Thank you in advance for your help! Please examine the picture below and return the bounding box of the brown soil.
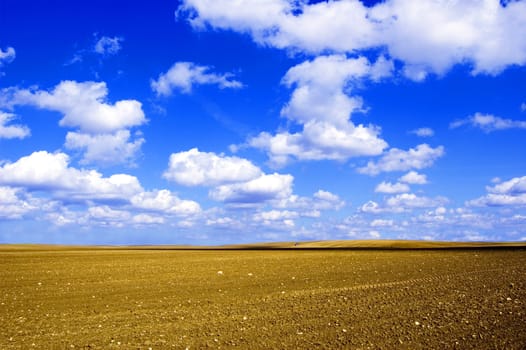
[1,247,525,349]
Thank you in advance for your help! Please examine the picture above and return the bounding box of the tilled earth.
[1,248,525,349]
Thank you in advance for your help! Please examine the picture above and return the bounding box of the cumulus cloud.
[370,219,394,227]
[130,189,201,216]
[151,62,243,96]
[313,190,343,207]
[248,55,390,166]
[178,0,526,77]
[132,213,165,225]
[162,149,298,206]
[358,144,444,176]
[209,173,293,204]
[94,36,123,56]
[0,47,16,69]
[360,200,393,214]
[276,189,345,213]
[253,209,298,227]
[0,151,143,202]
[450,113,526,132]
[0,112,30,139]
[399,171,428,185]
[3,80,146,133]
[65,130,144,166]
[360,193,447,213]
[468,176,526,206]
[163,148,262,186]
[0,151,202,226]
[88,205,130,222]
[410,127,434,137]
[1,80,147,166]
[0,187,38,219]
[375,181,410,194]
[385,193,448,209]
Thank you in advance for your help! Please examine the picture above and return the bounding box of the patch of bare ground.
[1,248,525,348]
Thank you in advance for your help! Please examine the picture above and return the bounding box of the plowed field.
[1,248,525,349]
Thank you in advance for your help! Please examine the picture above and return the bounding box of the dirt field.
[1,246,525,349]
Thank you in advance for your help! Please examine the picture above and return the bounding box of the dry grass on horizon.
[1,239,525,251]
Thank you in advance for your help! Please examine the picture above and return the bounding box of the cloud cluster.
[451,113,526,132]
[0,186,38,219]
[7,81,145,133]
[375,181,410,194]
[361,192,448,214]
[399,171,428,185]
[178,0,526,78]
[248,55,391,166]
[210,173,293,204]
[374,171,429,194]
[0,47,16,69]
[469,176,526,206]
[94,36,123,56]
[1,80,147,166]
[151,62,243,96]
[0,151,201,224]
[0,112,30,139]
[65,130,144,166]
[358,144,444,175]
[163,148,262,186]
[164,148,293,205]
[0,151,143,201]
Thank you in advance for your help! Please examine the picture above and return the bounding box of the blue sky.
[1,0,525,244]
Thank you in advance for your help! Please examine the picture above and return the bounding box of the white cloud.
[0,151,202,226]
[209,173,293,204]
[371,219,394,227]
[130,189,201,216]
[375,181,410,194]
[252,209,297,228]
[488,176,526,195]
[358,144,444,176]
[313,190,343,207]
[410,127,434,137]
[521,103,526,112]
[385,193,448,209]
[360,193,447,214]
[132,213,165,225]
[360,201,384,214]
[65,130,144,166]
[450,113,526,132]
[163,148,262,186]
[88,205,130,222]
[1,80,148,166]
[273,190,344,215]
[0,112,30,139]
[4,80,146,134]
[0,151,143,202]
[0,47,15,67]
[253,209,298,221]
[206,216,242,228]
[248,55,390,166]
[399,171,428,185]
[178,0,526,77]
[163,149,299,207]
[94,36,123,56]
[0,187,37,219]
[151,62,243,96]
[468,176,526,207]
